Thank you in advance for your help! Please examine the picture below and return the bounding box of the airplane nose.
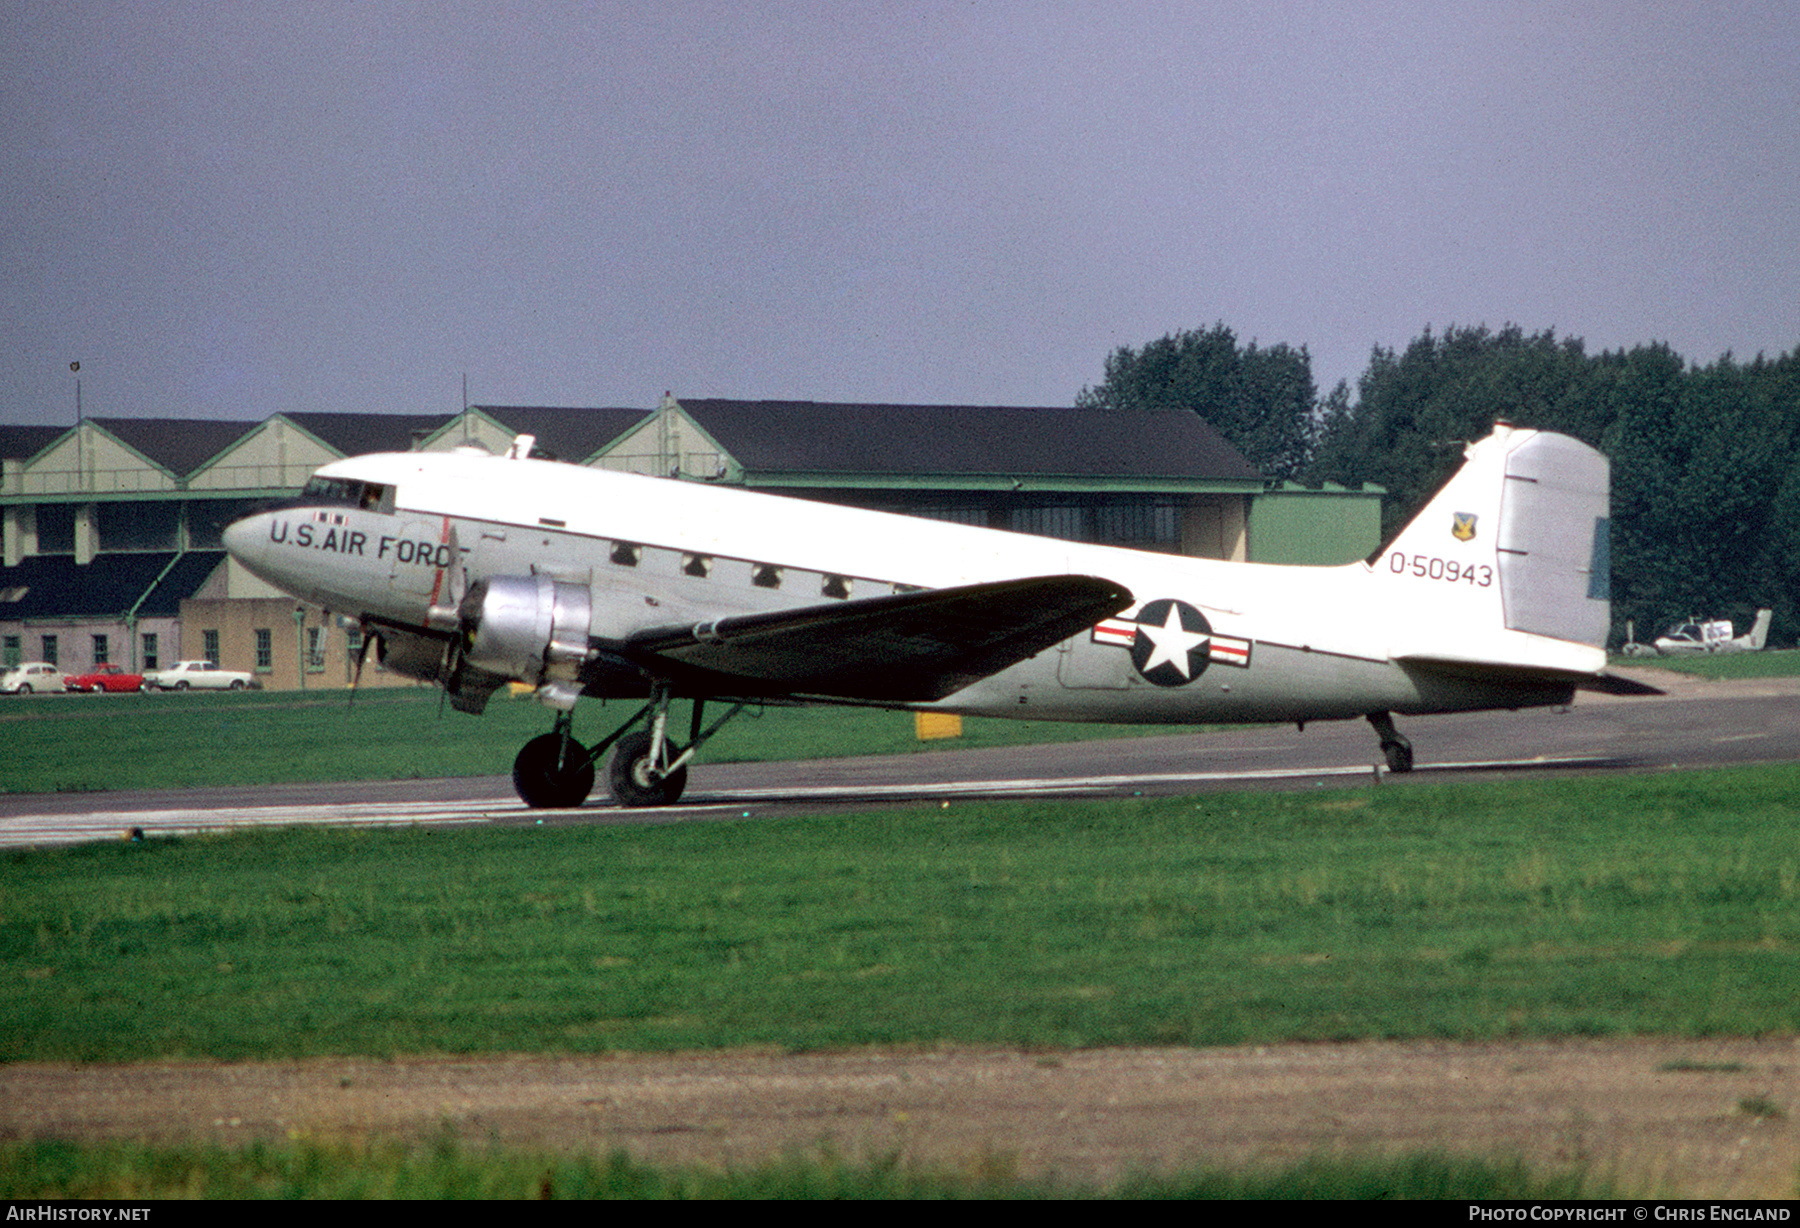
[222,512,269,574]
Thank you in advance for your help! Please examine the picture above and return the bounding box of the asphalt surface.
[3,669,1797,848]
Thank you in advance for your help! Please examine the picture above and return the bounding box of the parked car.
[141,660,260,691]
[64,663,148,693]
[0,662,69,694]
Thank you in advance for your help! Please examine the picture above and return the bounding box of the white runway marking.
[0,756,1610,850]
[0,798,518,849]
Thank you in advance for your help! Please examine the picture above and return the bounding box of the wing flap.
[623,574,1133,701]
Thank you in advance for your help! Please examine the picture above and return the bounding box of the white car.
[0,662,69,694]
[141,660,261,691]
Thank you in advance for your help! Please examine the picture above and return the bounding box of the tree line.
[1081,323,1800,646]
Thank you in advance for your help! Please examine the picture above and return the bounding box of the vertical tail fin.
[1743,609,1773,650]
[1375,424,1611,660]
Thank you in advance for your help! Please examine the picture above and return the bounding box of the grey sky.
[5,1,1796,428]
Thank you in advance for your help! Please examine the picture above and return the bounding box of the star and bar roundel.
[1090,598,1253,687]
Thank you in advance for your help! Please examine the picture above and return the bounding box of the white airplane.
[222,421,1652,808]
[1649,610,1772,656]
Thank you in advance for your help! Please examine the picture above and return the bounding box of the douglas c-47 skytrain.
[222,422,1654,808]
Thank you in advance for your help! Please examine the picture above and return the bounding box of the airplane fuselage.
[224,434,1606,728]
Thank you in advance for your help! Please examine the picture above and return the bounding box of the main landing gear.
[510,683,749,809]
[1366,710,1414,774]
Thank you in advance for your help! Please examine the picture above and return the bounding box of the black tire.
[606,730,688,807]
[1382,740,1414,774]
[229,679,245,690]
[512,732,595,809]
[174,680,189,691]
[17,684,30,695]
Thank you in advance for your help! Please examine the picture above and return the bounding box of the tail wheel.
[1382,740,1414,773]
[512,732,595,809]
[607,730,688,807]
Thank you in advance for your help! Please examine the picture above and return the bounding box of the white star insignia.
[1136,604,1209,678]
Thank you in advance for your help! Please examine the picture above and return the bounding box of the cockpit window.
[302,476,394,513]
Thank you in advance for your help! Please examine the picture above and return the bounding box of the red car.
[64,664,147,693]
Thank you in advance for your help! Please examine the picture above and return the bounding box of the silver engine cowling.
[457,575,593,708]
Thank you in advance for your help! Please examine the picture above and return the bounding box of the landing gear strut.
[509,683,749,809]
[1367,711,1414,773]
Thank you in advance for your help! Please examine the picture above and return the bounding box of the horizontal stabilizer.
[1400,654,1664,699]
[625,575,1133,701]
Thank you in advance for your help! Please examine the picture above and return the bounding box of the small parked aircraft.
[222,421,1652,808]
[1647,610,1773,656]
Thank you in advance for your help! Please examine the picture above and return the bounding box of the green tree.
[1313,326,1800,645]
[1305,325,1607,540]
[1077,324,1317,480]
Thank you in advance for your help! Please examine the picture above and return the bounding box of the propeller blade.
[348,625,375,709]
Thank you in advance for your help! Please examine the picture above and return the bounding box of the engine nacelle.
[375,625,455,685]
[458,575,594,706]
[373,623,509,714]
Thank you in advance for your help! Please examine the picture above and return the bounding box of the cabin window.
[822,574,853,599]
[683,553,712,578]
[610,542,641,567]
[751,564,783,589]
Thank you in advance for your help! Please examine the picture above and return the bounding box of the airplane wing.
[621,574,1134,702]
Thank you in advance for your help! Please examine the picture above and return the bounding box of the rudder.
[1495,430,1611,647]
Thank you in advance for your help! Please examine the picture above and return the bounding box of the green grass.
[0,1137,1611,1199]
[7,765,1800,1063]
[0,687,1185,794]
[5,646,1796,794]
[1613,647,1800,680]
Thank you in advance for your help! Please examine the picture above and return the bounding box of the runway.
[3,671,1796,849]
